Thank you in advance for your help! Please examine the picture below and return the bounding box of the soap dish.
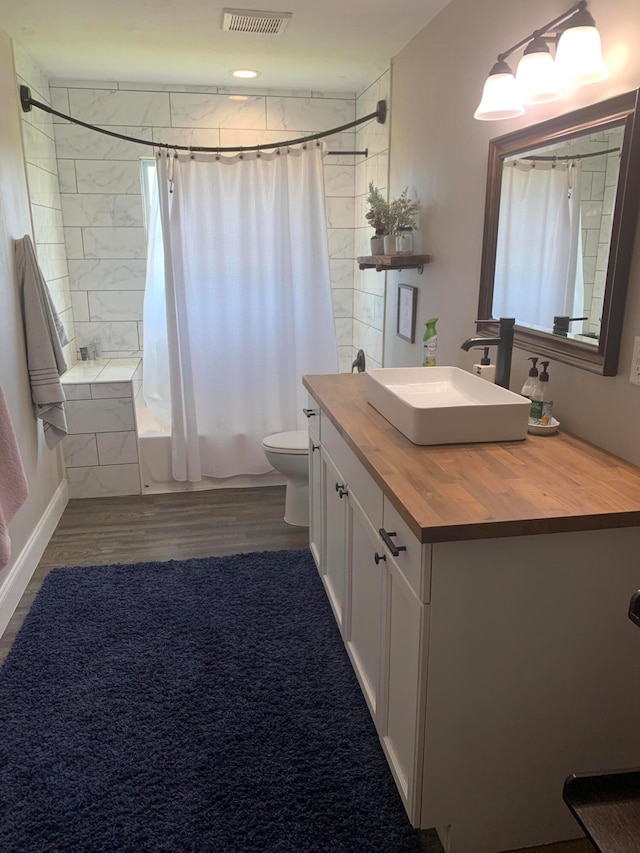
[528,417,560,436]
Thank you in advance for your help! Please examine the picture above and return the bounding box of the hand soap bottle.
[520,357,539,399]
[473,347,496,383]
[529,361,553,425]
[422,318,438,366]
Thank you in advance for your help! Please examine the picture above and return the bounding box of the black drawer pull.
[302,408,317,418]
[311,443,319,452]
[335,483,348,499]
[374,552,386,565]
[379,528,407,557]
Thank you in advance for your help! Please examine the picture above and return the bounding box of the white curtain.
[493,161,583,330]
[143,145,338,481]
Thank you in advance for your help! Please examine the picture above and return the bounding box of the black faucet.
[460,317,515,389]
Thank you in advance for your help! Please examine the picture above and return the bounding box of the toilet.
[262,430,309,527]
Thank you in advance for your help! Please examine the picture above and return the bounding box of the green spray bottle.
[422,318,438,366]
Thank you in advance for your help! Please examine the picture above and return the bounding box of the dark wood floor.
[0,486,593,853]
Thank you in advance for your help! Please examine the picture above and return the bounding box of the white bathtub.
[135,404,285,495]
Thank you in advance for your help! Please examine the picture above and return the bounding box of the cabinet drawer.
[305,395,321,442]
[383,497,431,603]
[322,414,383,530]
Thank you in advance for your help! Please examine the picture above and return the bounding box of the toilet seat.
[262,430,308,455]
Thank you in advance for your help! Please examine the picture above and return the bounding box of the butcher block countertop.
[303,373,640,544]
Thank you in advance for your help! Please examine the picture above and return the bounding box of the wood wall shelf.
[357,254,431,274]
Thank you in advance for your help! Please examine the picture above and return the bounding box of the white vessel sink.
[365,366,530,445]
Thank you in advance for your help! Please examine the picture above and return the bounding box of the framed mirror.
[477,89,640,375]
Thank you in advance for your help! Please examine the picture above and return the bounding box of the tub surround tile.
[64,433,99,468]
[67,463,141,498]
[49,88,70,123]
[97,431,138,465]
[75,320,140,352]
[64,227,84,259]
[63,383,92,400]
[68,259,147,291]
[82,228,146,259]
[69,89,170,127]
[323,164,355,197]
[75,161,144,194]
[331,289,353,319]
[55,124,153,160]
[22,122,58,174]
[266,97,354,132]
[63,361,110,382]
[66,397,135,434]
[26,164,61,209]
[327,229,354,260]
[88,291,144,322]
[90,381,133,399]
[329,259,354,290]
[326,197,355,229]
[61,194,144,227]
[335,317,353,346]
[71,292,90,322]
[151,127,221,148]
[169,93,266,129]
[31,206,65,244]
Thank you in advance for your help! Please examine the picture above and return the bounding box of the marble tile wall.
[61,358,142,498]
[14,46,76,366]
[50,80,359,369]
[353,70,391,369]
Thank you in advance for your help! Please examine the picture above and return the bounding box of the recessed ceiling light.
[230,69,260,79]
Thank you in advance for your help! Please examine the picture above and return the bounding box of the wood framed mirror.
[477,89,640,375]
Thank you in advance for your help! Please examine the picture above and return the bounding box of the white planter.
[370,235,385,255]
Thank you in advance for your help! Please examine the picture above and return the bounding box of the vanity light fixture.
[474,0,608,121]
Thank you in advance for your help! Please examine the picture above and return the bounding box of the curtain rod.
[19,85,385,155]
[519,146,620,162]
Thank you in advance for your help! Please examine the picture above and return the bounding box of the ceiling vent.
[222,8,292,35]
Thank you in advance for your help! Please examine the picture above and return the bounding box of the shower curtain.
[493,160,583,330]
[143,145,338,482]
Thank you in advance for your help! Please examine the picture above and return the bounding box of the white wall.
[0,29,66,626]
[386,0,640,464]
[353,69,391,370]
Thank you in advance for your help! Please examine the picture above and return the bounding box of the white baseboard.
[0,479,69,637]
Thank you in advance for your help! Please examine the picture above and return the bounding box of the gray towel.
[15,235,69,449]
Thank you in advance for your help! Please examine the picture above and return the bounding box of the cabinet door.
[308,437,322,569]
[346,491,386,726]
[321,449,348,632]
[380,556,429,824]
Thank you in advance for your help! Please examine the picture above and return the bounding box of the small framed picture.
[397,284,418,343]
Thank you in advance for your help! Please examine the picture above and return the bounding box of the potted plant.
[365,182,390,255]
[388,187,421,254]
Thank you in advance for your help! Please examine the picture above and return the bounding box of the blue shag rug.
[0,549,421,852]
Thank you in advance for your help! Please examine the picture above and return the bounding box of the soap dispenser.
[473,347,496,383]
[520,357,539,399]
[529,361,553,426]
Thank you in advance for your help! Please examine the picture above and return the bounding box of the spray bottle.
[422,318,438,366]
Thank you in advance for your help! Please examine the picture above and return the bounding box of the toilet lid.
[262,429,309,455]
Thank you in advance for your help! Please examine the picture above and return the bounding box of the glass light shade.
[516,50,562,104]
[474,70,524,121]
[555,26,609,85]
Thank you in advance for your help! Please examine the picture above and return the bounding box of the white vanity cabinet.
[311,404,429,823]
[305,373,640,853]
[306,401,322,569]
